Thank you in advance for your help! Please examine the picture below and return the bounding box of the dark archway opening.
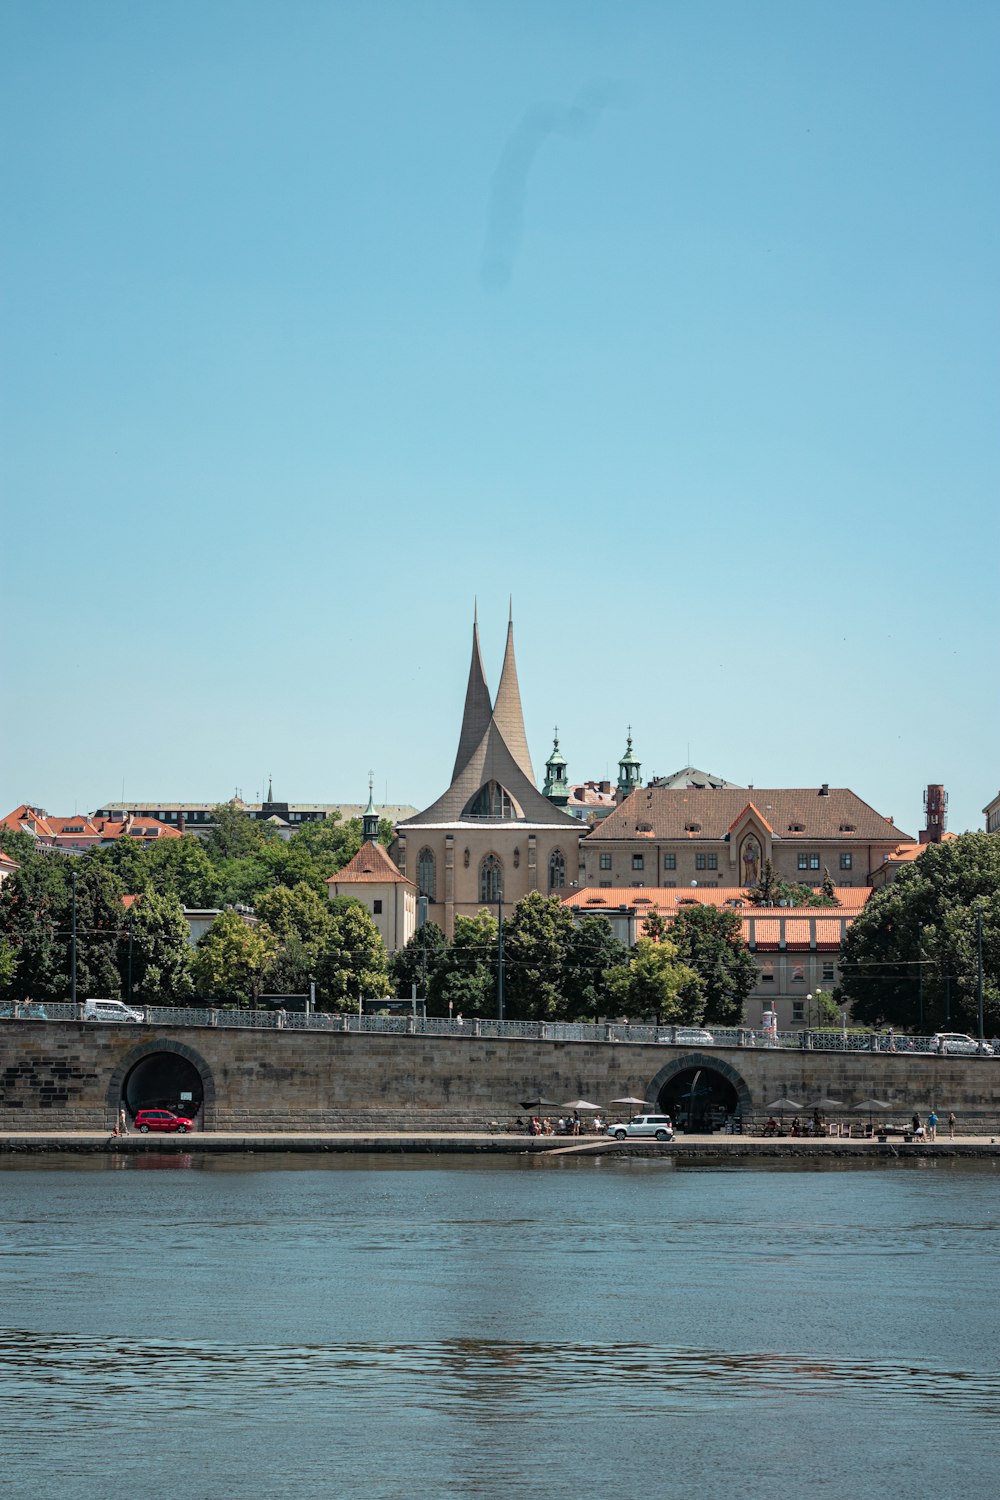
[658,1066,740,1133]
[123,1053,204,1120]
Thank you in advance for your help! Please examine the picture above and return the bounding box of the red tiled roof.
[326,840,413,886]
[0,850,19,871]
[1,805,56,838]
[562,885,869,951]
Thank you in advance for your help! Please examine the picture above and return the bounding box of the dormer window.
[685,821,701,832]
[788,822,805,833]
[839,822,856,832]
[465,781,517,820]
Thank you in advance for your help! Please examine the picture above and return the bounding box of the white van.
[83,998,144,1023]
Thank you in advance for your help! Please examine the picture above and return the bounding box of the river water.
[1,1153,998,1499]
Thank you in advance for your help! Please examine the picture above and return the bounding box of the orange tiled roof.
[883,832,959,864]
[0,850,19,871]
[326,840,413,886]
[1,804,56,839]
[562,885,870,950]
[95,817,181,841]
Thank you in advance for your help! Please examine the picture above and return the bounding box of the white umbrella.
[610,1095,649,1108]
[562,1099,602,1111]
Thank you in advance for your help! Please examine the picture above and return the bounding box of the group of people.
[908,1110,956,1140]
[514,1113,603,1137]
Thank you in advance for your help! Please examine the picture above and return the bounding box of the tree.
[123,890,194,1005]
[611,937,702,1024]
[500,892,577,1020]
[562,916,629,1019]
[315,902,390,1010]
[821,867,837,902]
[255,882,334,949]
[642,911,670,942]
[431,910,498,1017]
[666,905,758,1024]
[755,859,778,905]
[206,802,275,862]
[838,834,1000,1031]
[0,845,69,1001]
[193,910,277,1006]
[144,836,223,908]
[390,922,449,1000]
[812,989,841,1027]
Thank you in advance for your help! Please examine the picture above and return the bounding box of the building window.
[761,964,774,983]
[696,854,706,870]
[663,880,676,888]
[791,964,805,982]
[792,1001,804,1022]
[548,850,565,890]
[798,853,821,871]
[465,781,515,819]
[417,848,436,900]
[632,854,644,871]
[822,962,835,982]
[599,881,612,888]
[373,899,383,915]
[664,853,676,870]
[599,853,612,871]
[840,853,853,870]
[480,853,503,903]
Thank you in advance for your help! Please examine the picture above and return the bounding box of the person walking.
[948,1111,957,1139]
[927,1110,938,1141]
[118,1106,129,1137]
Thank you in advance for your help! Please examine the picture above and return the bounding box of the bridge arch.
[106,1040,216,1130]
[645,1052,753,1133]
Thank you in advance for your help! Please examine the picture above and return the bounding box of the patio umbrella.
[610,1096,649,1108]
[519,1096,560,1111]
[763,1097,803,1130]
[808,1097,845,1111]
[562,1099,602,1111]
[853,1097,893,1129]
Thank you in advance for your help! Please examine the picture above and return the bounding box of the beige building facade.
[327,793,416,955]
[581,785,911,892]
[395,611,583,939]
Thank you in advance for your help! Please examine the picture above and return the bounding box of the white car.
[606,1114,675,1141]
[933,1032,994,1056]
[83,998,144,1023]
[658,1027,716,1046]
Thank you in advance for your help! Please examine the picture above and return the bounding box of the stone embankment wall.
[2,1022,1000,1133]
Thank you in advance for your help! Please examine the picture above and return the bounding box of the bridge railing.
[0,1002,973,1056]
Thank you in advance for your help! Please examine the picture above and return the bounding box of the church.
[394,609,583,939]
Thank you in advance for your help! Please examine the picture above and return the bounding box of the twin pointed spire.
[452,602,535,787]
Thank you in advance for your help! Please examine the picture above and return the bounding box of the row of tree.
[390,893,758,1024]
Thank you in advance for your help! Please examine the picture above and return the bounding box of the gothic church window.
[417,848,436,900]
[466,781,516,819]
[548,850,565,889]
[480,853,503,903]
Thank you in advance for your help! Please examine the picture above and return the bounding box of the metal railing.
[1,1002,994,1056]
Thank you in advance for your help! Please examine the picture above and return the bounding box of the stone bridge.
[2,1021,1000,1132]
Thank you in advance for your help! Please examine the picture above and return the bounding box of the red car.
[134,1109,194,1134]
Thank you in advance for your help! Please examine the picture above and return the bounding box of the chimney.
[920,783,947,844]
[819,783,830,797]
[178,810,185,836]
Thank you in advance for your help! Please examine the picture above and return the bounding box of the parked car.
[83,998,144,1023]
[606,1114,675,1141]
[134,1109,195,1134]
[658,1027,716,1046]
[933,1033,994,1057]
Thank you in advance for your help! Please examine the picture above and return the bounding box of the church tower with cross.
[394,606,583,938]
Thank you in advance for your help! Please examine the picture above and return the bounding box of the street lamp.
[70,869,78,1008]
[977,901,985,1048]
[496,884,505,1023]
[806,991,813,1028]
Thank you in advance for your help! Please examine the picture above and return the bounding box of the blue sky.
[3,1,997,836]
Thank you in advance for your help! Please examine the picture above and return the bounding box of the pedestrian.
[911,1112,920,1136]
[888,1026,896,1052]
[927,1110,938,1141]
[455,1011,463,1028]
[948,1111,956,1139]
[118,1106,128,1136]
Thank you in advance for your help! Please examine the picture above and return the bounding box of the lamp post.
[977,902,985,1048]
[496,884,505,1023]
[126,907,134,1007]
[806,991,813,1028]
[70,869,78,1008]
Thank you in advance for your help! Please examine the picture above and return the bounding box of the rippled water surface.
[2,1153,998,1499]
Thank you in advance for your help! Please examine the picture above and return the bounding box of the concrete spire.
[451,610,494,782]
[492,606,535,784]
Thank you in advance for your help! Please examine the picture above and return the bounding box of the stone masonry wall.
[2,1022,1000,1132]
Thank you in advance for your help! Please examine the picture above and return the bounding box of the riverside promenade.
[1,1130,997,1160]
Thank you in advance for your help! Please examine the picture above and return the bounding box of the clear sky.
[3,1,997,836]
